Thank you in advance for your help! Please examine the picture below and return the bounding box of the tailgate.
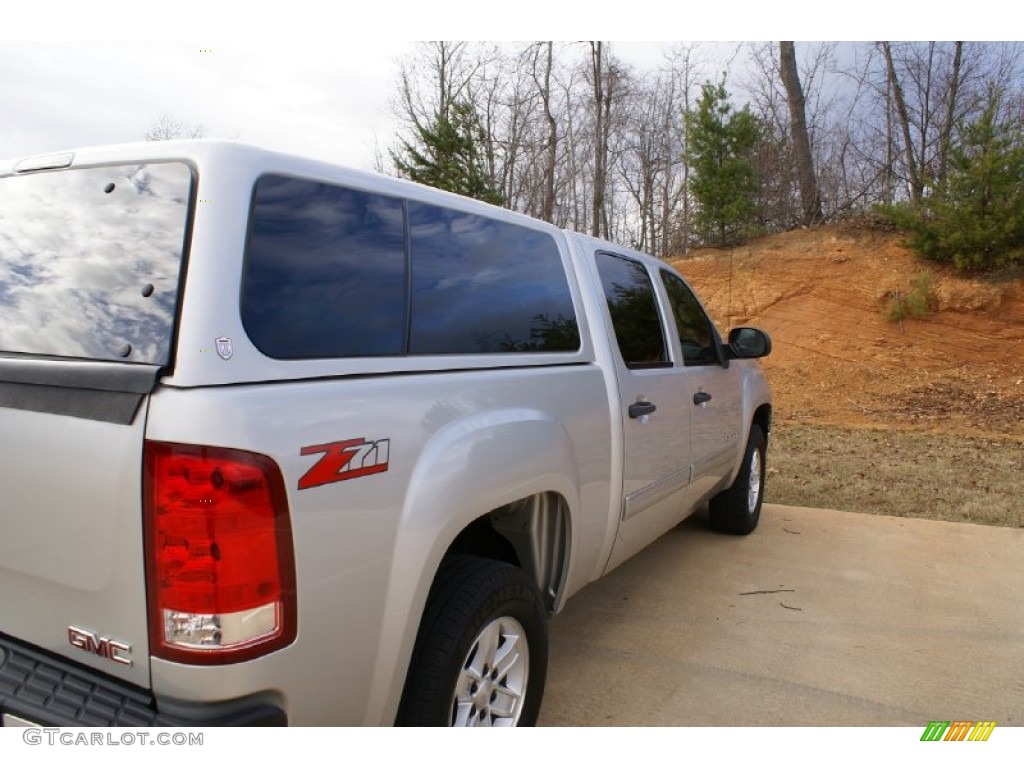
[0,157,193,688]
[0,369,155,687]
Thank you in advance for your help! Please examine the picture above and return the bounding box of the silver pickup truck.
[0,141,771,727]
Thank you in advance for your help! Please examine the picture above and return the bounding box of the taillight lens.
[143,441,296,664]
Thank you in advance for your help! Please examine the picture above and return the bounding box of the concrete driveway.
[540,504,1024,726]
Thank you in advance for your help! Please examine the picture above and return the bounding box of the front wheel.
[396,555,548,726]
[709,424,766,535]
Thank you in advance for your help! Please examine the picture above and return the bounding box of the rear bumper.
[0,632,285,726]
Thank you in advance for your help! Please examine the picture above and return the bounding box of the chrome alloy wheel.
[747,447,762,515]
[451,616,529,726]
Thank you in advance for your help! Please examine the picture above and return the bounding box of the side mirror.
[727,327,772,359]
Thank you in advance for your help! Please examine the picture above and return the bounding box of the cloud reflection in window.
[0,162,191,365]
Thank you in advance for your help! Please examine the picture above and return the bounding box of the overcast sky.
[2,4,980,172]
[0,40,690,171]
[0,40,411,169]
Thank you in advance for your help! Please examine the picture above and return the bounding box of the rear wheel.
[709,424,766,535]
[396,555,548,726]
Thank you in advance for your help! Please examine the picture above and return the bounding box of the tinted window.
[595,253,669,368]
[243,175,406,358]
[662,270,718,365]
[408,203,579,354]
[0,162,191,364]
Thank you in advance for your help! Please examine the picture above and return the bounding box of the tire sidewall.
[745,425,766,519]
[709,423,767,535]
[444,582,547,726]
[397,556,548,726]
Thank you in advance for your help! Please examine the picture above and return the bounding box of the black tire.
[396,555,548,726]
[709,424,766,535]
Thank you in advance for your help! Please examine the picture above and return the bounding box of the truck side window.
[243,176,580,359]
[595,252,670,369]
[243,175,407,359]
[408,203,579,355]
[661,270,719,366]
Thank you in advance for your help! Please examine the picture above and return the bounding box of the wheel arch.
[444,491,571,615]
[752,401,772,442]
[361,408,580,724]
[723,368,772,489]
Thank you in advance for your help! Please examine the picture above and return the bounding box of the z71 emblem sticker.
[298,438,391,490]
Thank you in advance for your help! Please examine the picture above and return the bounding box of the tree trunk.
[590,42,607,238]
[938,41,963,184]
[779,42,823,225]
[540,42,557,223]
[881,42,924,204]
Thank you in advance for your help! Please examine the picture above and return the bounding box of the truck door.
[593,252,694,572]
[659,269,742,504]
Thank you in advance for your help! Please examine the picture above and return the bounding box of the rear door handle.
[628,401,657,419]
[693,391,712,406]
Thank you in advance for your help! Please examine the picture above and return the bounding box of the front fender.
[725,362,773,488]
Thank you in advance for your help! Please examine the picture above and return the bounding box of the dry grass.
[765,424,1024,528]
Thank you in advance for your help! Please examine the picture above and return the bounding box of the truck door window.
[661,270,719,366]
[595,252,670,369]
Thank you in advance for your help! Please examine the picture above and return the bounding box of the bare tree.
[663,43,706,255]
[871,41,1022,204]
[616,63,692,258]
[779,42,823,225]
[937,41,963,183]
[525,42,560,223]
[145,113,206,141]
[589,42,609,238]
[578,43,628,239]
[882,42,926,203]
[393,41,479,132]
[381,40,1024,252]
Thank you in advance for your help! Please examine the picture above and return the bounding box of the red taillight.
[143,441,296,664]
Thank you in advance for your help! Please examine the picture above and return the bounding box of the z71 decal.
[298,438,391,490]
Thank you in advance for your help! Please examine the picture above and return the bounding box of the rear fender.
[362,408,580,724]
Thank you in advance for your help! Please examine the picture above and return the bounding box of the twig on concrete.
[739,588,796,596]
[780,602,802,611]
[782,527,802,534]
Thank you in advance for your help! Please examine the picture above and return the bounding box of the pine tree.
[685,81,762,245]
[391,101,504,206]
[890,86,1024,271]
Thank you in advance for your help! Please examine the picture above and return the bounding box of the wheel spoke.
[490,686,520,717]
[748,448,762,513]
[492,628,523,679]
[466,622,500,677]
[451,700,474,727]
[449,615,530,726]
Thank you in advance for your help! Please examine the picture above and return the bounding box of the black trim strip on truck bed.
[0,359,162,425]
[0,633,285,727]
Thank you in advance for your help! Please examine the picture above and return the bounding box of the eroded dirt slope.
[671,222,1024,441]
